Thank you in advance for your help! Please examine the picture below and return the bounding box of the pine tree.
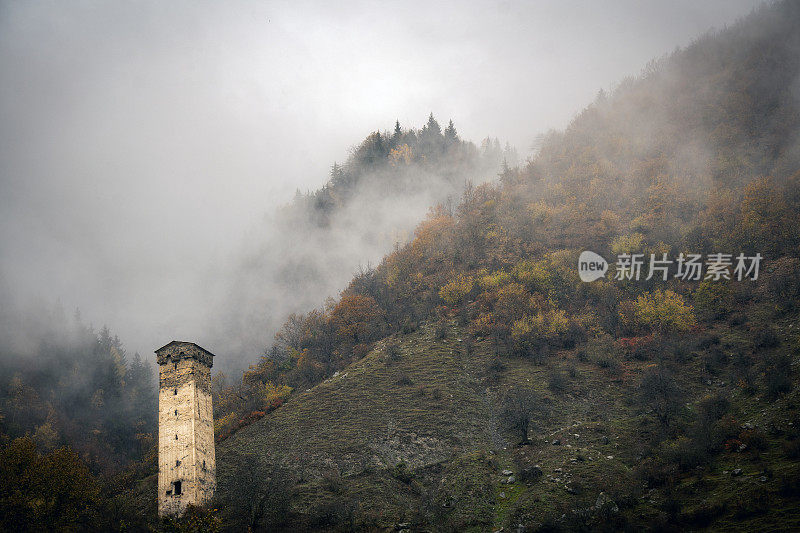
[127,352,156,429]
[330,162,346,188]
[444,119,459,144]
[419,113,444,156]
[423,113,441,136]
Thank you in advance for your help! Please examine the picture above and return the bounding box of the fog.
[0,0,762,368]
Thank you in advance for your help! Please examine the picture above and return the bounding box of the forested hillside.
[214,0,800,445]
[204,2,800,531]
[211,115,510,433]
[214,114,510,367]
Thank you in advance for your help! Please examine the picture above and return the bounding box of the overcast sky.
[0,0,762,360]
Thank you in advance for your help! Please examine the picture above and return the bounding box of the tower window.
[174,388,177,395]
[173,481,182,495]
[174,409,178,416]
[176,460,181,467]
[175,434,178,440]
[202,460,206,470]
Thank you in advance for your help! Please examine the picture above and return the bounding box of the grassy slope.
[212,313,800,531]
[216,321,499,496]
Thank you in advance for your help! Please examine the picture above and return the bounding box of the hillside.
[203,2,800,531]
[212,315,800,531]
[212,115,509,368]
[128,2,800,531]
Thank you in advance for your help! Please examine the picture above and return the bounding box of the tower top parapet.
[155,341,215,368]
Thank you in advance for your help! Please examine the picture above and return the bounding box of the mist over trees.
[0,297,159,529]
[211,0,800,467]
[0,301,156,474]
[0,115,509,529]
[213,115,511,372]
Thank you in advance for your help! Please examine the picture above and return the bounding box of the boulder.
[594,492,619,514]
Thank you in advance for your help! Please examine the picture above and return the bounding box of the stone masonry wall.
[157,345,216,517]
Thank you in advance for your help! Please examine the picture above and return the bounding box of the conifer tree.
[444,119,459,144]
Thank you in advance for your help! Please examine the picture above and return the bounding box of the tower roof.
[155,340,216,357]
[155,341,215,367]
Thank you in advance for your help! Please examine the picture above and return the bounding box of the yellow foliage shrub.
[439,273,474,306]
[628,289,696,334]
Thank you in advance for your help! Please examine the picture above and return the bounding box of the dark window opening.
[202,460,206,470]
[174,409,178,416]
[175,434,178,440]
[174,388,177,395]
[173,481,182,495]
[174,362,178,370]
[176,459,180,467]
[166,489,172,496]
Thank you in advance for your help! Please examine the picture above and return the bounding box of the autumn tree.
[624,289,696,334]
[439,273,474,307]
[693,280,733,320]
[0,438,112,531]
[273,312,308,357]
[511,308,570,357]
[389,144,412,167]
[740,176,794,256]
[292,348,325,384]
[329,294,386,345]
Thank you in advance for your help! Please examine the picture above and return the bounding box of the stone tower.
[155,341,216,517]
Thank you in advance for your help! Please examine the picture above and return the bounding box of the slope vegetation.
[201,2,800,531]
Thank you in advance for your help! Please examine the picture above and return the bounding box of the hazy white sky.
[0,0,762,358]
